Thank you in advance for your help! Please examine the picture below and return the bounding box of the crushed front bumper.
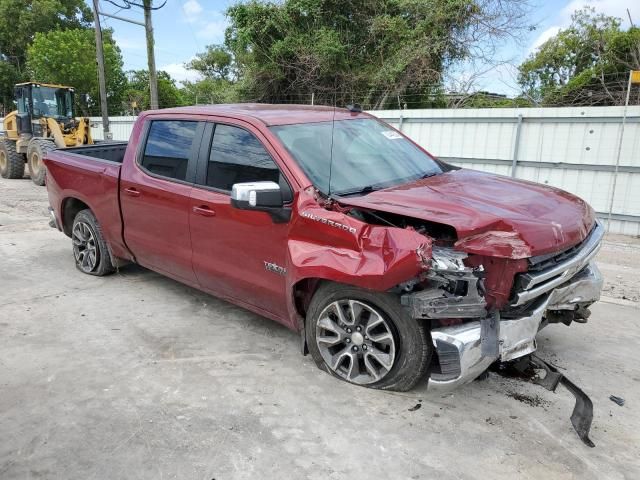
[427,262,603,391]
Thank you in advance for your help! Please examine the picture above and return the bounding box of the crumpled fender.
[287,192,432,293]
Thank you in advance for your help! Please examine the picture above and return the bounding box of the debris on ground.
[609,395,625,406]
[506,391,550,408]
[408,403,422,412]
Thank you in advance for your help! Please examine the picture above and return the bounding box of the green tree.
[181,78,240,106]
[186,45,235,81]
[124,70,186,112]
[224,0,531,108]
[519,7,640,106]
[0,0,91,112]
[26,28,127,115]
[182,44,239,105]
[0,60,20,114]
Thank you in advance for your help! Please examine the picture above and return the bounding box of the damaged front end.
[400,221,604,391]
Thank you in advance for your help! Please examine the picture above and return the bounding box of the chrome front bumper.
[428,262,603,391]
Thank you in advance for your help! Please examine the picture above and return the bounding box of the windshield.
[31,86,73,119]
[271,118,443,195]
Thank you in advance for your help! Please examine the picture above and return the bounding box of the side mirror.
[231,181,283,210]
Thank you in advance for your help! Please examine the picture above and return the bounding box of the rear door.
[189,121,293,318]
[120,118,204,285]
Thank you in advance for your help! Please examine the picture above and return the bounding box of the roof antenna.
[327,95,337,196]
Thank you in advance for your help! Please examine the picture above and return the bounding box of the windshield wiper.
[420,172,438,179]
[334,185,379,197]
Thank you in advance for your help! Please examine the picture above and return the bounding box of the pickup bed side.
[45,143,132,263]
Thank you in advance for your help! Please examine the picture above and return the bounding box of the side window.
[141,120,198,181]
[16,88,28,114]
[206,124,280,191]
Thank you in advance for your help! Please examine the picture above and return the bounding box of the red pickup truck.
[44,104,603,392]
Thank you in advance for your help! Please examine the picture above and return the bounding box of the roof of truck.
[152,103,370,126]
[16,82,73,89]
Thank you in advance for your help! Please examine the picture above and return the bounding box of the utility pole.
[91,0,112,139]
[607,70,640,231]
[143,0,159,110]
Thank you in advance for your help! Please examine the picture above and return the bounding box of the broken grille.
[510,221,604,307]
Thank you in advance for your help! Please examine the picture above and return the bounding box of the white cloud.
[182,0,203,23]
[180,2,228,42]
[197,16,228,42]
[528,0,633,55]
[527,26,561,55]
[561,0,632,24]
[161,62,202,83]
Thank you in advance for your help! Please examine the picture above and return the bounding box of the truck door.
[120,119,204,285]
[189,121,293,320]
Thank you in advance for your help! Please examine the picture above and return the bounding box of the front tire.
[27,139,55,186]
[0,139,25,179]
[306,282,431,391]
[72,209,115,276]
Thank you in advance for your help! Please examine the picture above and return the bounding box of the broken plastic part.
[401,246,487,319]
[609,395,625,407]
[528,355,595,448]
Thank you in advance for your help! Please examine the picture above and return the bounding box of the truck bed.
[44,142,129,261]
[58,142,128,164]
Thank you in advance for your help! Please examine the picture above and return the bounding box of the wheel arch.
[61,197,91,237]
[291,277,326,321]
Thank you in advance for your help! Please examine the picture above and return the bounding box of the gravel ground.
[1,176,639,479]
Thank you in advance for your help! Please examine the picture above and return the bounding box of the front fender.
[286,193,432,293]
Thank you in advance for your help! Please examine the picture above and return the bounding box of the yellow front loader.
[0,82,93,185]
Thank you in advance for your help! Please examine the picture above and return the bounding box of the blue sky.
[93,0,634,95]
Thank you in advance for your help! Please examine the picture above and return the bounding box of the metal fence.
[375,106,640,236]
[4,107,639,235]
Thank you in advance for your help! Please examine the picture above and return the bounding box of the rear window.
[141,121,198,181]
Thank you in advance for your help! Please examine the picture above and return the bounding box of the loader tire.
[0,139,25,179]
[27,139,55,186]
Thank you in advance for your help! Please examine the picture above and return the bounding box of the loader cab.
[14,83,75,135]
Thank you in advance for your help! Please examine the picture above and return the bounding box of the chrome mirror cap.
[231,181,280,205]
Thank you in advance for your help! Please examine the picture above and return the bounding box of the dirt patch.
[506,391,550,408]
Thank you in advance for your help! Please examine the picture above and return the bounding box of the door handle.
[192,205,216,217]
[124,187,141,197]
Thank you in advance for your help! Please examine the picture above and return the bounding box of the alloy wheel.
[315,299,397,385]
[72,221,99,273]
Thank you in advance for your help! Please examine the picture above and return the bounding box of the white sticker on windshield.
[381,130,403,140]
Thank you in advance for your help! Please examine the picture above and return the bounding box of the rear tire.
[27,139,55,186]
[72,209,115,276]
[0,139,26,179]
[306,282,432,391]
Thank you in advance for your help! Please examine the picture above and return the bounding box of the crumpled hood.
[337,169,595,258]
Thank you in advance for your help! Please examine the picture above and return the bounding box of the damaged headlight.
[401,247,487,319]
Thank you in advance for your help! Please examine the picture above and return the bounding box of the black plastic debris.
[498,355,596,447]
[609,395,625,407]
[408,403,422,412]
[529,355,596,448]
